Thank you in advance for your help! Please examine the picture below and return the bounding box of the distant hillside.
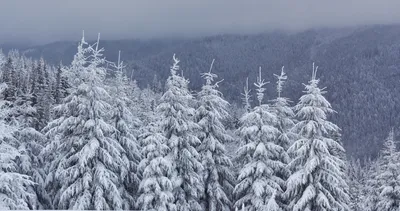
[11,24,400,158]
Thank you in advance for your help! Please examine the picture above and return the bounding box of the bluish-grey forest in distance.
[2,23,400,210]
[14,24,400,159]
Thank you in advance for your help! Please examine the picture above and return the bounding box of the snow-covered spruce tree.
[32,58,53,130]
[137,120,176,211]
[109,51,141,205]
[0,82,36,210]
[233,68,285,211]
[0,53,49,209]
[0,49,5,68]
[54,63,69,104]
[151,74,164,93]
[196,60,235,211]
[136,73,175,211]
[137,87,161,127]
[269,66,294,207]
[361,158,381,211]
[41,34,129,210]
[241,77,252,113]
[346,158,367,211]
[270,66,296,152]
[285,64,350,211]
[157,54,203,211]
[13,92,50,209]
[1,57,17,101]
[232,78,254,169]
[376,129,400,211]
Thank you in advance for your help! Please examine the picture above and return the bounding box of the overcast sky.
[1,0,400,45]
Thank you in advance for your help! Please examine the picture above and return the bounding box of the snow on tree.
[241,77,252,112]
[12,92,49,209]
[54,63,69,104]
[109,51,141,204]
[41,33,130,210]
[137,87,161,126]
[137,121,176,211]
[0,122,35,210]
[285,63,350,211]
[196,59,235,211]
[62,31,91,90]
[0,53,49,209]
[375,129,400,211]
[270,66,296,151]
[157,54,204,211]
[361,157,381,211]
[346,158,368,211]
[1,57,17,101]
[0,82,36,210]
[0,49,5,68]
[267,66,294,207]
[32,57,53,130]
[151,74,164,93]
[233,78,254,153]
[233,68,285,211]
[136,65,174,211]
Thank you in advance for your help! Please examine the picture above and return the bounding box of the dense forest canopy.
[1,25,400,210]
[15,24,400,159]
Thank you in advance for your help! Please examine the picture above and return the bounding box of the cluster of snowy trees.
[0,34,359,210]
[347,129,400,211]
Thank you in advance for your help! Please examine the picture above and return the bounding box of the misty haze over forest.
[1,0,400,44]
[1,1,400,211]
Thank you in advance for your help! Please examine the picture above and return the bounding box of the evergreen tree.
[16,57,29,94]
[54,63,69,104]
[157,54,203,211]
[1,57,16,101]
[285,64,350,211]
[270,66,296,151]
[0,82,36,210]
[0,52,48,209]
[137,87,161,126]
[32,58,52,130]
[361,158,381,211]
[376,129,400,211]
[137,121,176,211]
[196,60,235,211]
[42,34,129,210]
[13,92,49,209]
[269,66,294,207]
[54,64,62,104]
[0,49,5,68]
[137,72,175,211]
[347,158,367,211]
[110,51,141,205]
[16,126,49,209]
[151,74,163,93]
[233,68,285,211]
[241,77,252,113]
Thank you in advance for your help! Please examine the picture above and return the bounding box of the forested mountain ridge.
[11,24,400,158]
[1,27,399,210]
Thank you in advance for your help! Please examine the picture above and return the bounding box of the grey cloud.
[0,0,400,44]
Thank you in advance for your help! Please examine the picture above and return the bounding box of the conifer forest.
[1,30,397,210]
[2,2,400,210]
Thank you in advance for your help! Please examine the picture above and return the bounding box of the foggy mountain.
[13,24,400,159]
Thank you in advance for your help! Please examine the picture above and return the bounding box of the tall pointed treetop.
[254,67,269,105]
[274,66,287,98]
[241,77,252,112]
[95,33,100,51]
[170,53,180,75]
[81,30,86,45]
[285,63,349,211]
[200,59,223,88]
